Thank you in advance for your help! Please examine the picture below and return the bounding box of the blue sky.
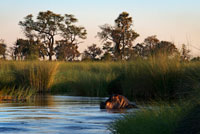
[0,0,200,55]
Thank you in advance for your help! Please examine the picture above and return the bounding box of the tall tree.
[83,44,102,61]
[19,11,86,61]
[56,14,87,61]
[98,12,139,60]
[19,11,64,60]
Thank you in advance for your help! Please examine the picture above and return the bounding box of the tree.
[98,12,139,60]
[102,41,113,53]
[59,14,87,45]
[132,43,145,58]
[37,40,48,60]
[154,41,178,56]
[180,44,191,61]
[101,42,113,61]
[132,36,179,59]
[55,40,80,61]
[19,11,64,60]
[8,47,15,60]
[0,40,6,59]
[19,11,87,61]
[191,56,200,62]
[82,44,102,61]
[56,14,87,61]
[143,35,160,57]
[13,39,39,60]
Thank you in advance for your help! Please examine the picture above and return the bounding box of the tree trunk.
[49,55,52,61]
[48,36,54,61]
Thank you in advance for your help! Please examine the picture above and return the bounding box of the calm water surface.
[0,95,136,134]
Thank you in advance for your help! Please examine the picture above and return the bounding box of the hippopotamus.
[100,94,137,109]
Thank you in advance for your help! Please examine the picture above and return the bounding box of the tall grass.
[1,56,200,99]
[109,102,192,134]
[18,62,58,91]
[51,62,122,96]
[0,61,59,99]
[121,57,184,100]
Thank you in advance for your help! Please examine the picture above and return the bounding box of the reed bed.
[0,61,59,100]
[0,56,200,100]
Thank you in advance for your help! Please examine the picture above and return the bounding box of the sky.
[0,0,200,56]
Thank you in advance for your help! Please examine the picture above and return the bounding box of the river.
[0,95,136,134]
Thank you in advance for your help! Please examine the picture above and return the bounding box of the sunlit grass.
[0,61,59,100]
[0,61,59,92]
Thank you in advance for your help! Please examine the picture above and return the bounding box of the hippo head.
[100,94,137,109]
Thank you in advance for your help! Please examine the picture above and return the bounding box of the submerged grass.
[0,87,36,101]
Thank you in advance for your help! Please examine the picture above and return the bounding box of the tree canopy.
[19,10,87,61]
[132,35,178,59]
[98,12,139,60]
[0,11,190,61]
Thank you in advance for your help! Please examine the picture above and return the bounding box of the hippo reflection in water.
[100,94,137,109]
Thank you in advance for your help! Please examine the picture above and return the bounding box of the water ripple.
[0,95,134,134]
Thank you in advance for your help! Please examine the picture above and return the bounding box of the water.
[0,95,135,134]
